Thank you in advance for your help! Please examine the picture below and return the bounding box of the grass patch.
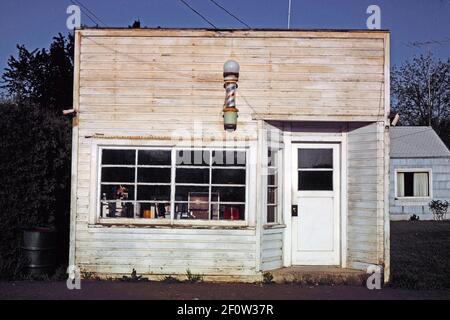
[391,221,450,290]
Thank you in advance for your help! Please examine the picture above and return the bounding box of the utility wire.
[70,0,98,26]
[208,0,251,29]
[72,0,108,27]
[69,0,106,27]
[179,0,217,29]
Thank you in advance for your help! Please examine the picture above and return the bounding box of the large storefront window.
[99,148,247,221]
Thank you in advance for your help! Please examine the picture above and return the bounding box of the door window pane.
[298,171,333,191]
[298,149,333,169]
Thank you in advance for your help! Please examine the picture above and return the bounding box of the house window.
[99,148,247,221]
[267,148,282,224]
[396,170,431,198]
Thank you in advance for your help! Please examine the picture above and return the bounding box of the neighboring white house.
[69,28,391,282]
[390,126,450,220]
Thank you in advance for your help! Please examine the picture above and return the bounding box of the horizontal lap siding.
[390,158,450,219]
[261,229,284,271]
[347,122,385,269]
[78,31,385,125]
[75,225,257,276]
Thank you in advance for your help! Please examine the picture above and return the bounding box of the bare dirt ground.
[1,280,449,300]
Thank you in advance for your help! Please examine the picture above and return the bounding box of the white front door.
[291,143,340,265]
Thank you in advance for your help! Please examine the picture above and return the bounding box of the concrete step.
[268,266,368,286]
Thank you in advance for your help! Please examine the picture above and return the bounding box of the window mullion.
[170,149,176,223]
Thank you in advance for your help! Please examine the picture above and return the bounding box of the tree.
[0,34,74,278]
[391,53,450,147]
[1,33,74,113]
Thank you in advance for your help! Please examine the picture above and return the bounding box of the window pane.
[137,202,170,219]
[101,202,134,218]
[212,151,246,167]
[176,168,209,184]
[268,187,277,204]
[212,186,245,202]
[102,149,135,165]
[176,150,210,166]
[175,186,209,201]
[137,185,171,201]
[137,168,171,183]
[267,206,276,223]
[413,172,429,197]
[268,149,277,167]
[100,184,135,201]
[298,171,333,191]
[138,150,171,165]
[404,172,414,196]
[220,204,245,220]
[174,201,210,220]
[298,149,332,169]
[101,167,135,183]
[212,169,245,185]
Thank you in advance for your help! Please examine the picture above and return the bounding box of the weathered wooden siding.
[77,28,387,131]
[261,228,284,271]
[390,157,450,220]
[70,29,389,279]
[75,225,257,277]
[347,122,386,269]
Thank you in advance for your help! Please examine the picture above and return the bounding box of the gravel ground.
[1,280,449,300]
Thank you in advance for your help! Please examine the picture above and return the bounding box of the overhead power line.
[179,0,217,29]
[208,0,251,29]
[70,0,107,27]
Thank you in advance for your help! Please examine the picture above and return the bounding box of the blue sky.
[0,0,449,74]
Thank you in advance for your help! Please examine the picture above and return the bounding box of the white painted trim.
[394,168,433,199]
[282,124,292,267]
[340,132,348,268]
[384,125,391,283]
[88,140,254,227]
[283,132,346,267]
[68,30,81,267]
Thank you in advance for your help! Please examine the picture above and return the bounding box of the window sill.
[395,197,431,206]
[93,218,251,229]
[263,223,286,230]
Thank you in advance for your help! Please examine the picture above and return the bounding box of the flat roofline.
[77,27,389,33]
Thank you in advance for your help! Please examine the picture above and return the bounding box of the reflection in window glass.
[298,149,333,169]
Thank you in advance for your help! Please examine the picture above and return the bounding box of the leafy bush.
[0,102,72,279]
[185,269,203,283]
[429,200,449,220]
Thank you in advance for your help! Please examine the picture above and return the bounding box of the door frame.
[282,130,348,268]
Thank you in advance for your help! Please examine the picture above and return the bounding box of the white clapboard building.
[69,28,391,282]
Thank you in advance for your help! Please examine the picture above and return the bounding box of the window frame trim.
[94,145,250,226]
[394,168,433,200]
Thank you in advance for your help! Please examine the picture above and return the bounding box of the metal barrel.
[21,228,57,275]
